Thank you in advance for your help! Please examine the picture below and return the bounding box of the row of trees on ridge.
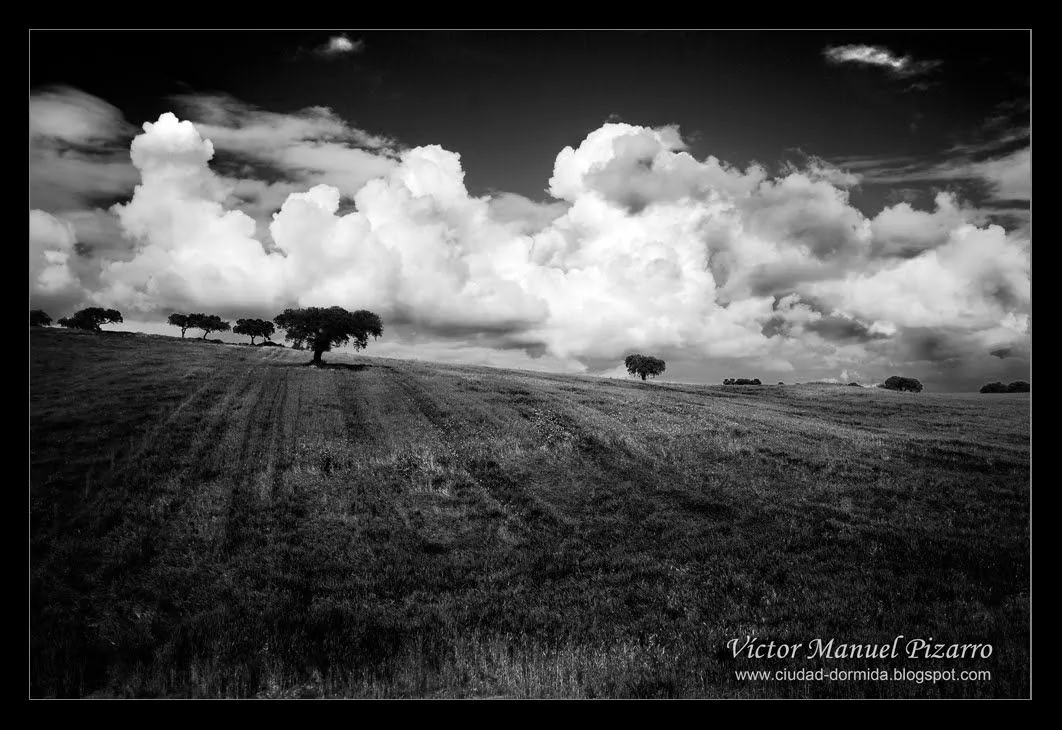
[169,306,382,364]
[33,305,384,366]
[980,380,1030,393]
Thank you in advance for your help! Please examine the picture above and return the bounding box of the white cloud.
[823,44,942,78]
[55,111,1029,389]
[316,34,364,56]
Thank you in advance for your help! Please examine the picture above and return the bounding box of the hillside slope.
[30,328,1030,697]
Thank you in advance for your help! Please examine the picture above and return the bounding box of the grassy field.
[29,327,1030,698]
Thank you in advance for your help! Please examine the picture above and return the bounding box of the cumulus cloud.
[53,112,1029,390]
[823,44,942,78]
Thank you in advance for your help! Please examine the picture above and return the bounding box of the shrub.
[724,378,761,386]
[1006,380,1030,393]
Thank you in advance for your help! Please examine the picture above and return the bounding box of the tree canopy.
[624,354,666,382]
[883,376,923,393]
[233,318,276,345]
[167,313,192,338]
[187,313,231,339]
[274,306,383,364]
[30,309,52,327]
[56,307,123,332]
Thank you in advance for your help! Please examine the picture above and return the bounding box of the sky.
[29,30,1031,391]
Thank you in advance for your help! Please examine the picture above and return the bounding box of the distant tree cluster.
[624,354,666,381]
[169,312,231,339]
[233,318,276,345]
[848,382,862,387]
[56,307,123,332]
[980,380,1030,393]
[882,376,923,392]
[51,304,384,363]
[724,378,761,386]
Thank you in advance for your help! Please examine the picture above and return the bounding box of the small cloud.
[317,34,364,57]
[903,81,939,94]
[823,44,942,78]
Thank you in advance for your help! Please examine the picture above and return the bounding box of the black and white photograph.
[28,29,1031,699]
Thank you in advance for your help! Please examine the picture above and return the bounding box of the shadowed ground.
[30,328,1030,697]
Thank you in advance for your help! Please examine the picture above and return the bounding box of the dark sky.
[30,29,1029,206]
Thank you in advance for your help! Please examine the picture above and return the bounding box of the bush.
[848,382,862,387]
[1006,380,1030,393]
[258,340,283,347]
[980,382,1008,394]
[883,376,923,393]
[724,378,761,386]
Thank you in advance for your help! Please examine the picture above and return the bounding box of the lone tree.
[56,307,123,332]
[188,313,231,340]
[274,306,383,365]
[624,353,666,382]
[233,318,276,345]
[883,375,923,393]
[167,313,192,338]
[30,309,52,327]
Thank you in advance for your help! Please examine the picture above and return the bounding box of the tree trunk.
[181,328,186,338]
[201,331,208,339]
[312,347,325,365]
[251,336,257,345]
[640,373,647,381]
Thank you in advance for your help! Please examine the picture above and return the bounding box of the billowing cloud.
[823,44,942,78]
[42,111,1030,391]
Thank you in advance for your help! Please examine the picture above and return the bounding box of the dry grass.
[30,328,1030,697]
